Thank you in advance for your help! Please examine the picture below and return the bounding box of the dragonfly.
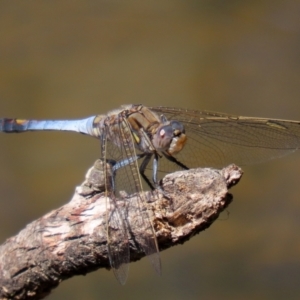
[2,104,300,284]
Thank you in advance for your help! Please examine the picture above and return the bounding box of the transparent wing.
[105,116,161,276]
[101,132,129,285]
[106,196,130,285]
[150,107,300,169]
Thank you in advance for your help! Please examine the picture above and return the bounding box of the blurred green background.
[1,1,300,299]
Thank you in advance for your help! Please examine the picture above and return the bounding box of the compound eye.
[159,128,165,138]
[152,124,174,151]
[159,126,172,138]
[170,121,185,135]
[159,125,173,141]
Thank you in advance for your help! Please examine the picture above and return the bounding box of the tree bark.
[0,161,242,300]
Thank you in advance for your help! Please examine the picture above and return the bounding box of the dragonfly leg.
[139,153,172,199]
[139,154,155,190]
[152,152,160,186]
[152,153,171,200]
[162,152,189,170]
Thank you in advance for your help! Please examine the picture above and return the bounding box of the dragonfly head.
[152,120,187,155]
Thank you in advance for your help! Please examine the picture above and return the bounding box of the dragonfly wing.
[101,133,130,285]
[106,195,130,285]
[151,107,300,168]
[105,115,161,275]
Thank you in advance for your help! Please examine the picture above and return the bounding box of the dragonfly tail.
[0,117,96,136]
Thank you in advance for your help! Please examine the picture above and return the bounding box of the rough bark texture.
[0,161,242,300]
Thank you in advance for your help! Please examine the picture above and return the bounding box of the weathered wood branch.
[0,161,242,300]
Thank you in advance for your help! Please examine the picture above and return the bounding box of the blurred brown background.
[1,1,300,299]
